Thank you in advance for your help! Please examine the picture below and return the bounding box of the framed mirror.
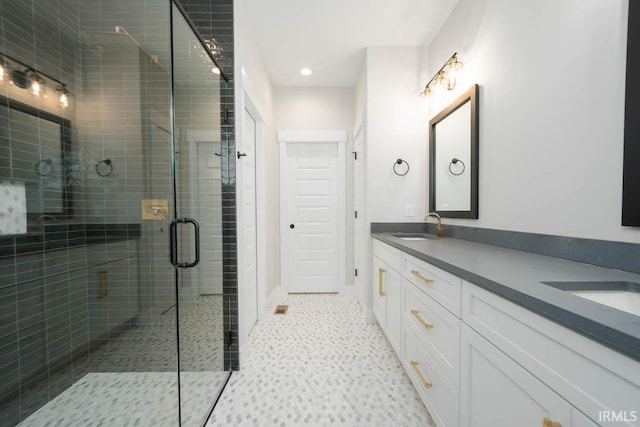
[0,95,73,234]
[429,84,479,218]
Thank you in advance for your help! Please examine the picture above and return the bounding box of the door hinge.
[354,210,358,219]
[225,330,236,348]
[355,268,358,277]
[352,151,357,160]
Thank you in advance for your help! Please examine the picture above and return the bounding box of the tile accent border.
[371,222,640,275]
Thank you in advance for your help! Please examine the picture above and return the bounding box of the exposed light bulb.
[57,85,71,109]
[59,92,69,109]
[30,74,44,97]
[444,56,463,91]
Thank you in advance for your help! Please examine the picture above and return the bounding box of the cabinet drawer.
[460,324,571,427]
[404,325,460,427]
[372,239,401,272]
[463,282,640,425]
[402,253,461,316]
[403,279,461,386]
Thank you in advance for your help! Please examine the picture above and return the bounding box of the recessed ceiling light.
[300,67,312,76]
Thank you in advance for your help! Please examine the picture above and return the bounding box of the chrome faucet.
[424,212,445,238]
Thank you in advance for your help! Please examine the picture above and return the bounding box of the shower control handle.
[169,217,200,269]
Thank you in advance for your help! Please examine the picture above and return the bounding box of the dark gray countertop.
[372,232,640,361]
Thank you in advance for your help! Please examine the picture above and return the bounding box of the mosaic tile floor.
[16,371,228,427]
[11,296,226,427]
[208,294,431,427]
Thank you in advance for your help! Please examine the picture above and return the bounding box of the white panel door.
[285,142,339,293]
[242,109,258,331]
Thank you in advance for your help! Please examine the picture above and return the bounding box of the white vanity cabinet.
[371,236,640,427]
[372,240,402,354]
[461,282,640,427]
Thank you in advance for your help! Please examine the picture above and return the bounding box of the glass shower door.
[170,4,228,426]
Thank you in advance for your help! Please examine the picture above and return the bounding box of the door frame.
[278,130,347,295]
[236,85,266,329]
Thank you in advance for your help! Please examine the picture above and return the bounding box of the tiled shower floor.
[208,294,431,427]
[13,296,226,427]
[17,371,228,427]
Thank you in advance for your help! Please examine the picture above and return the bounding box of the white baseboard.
[363,307,376,324]
[266,285,285,309]
[239,342,248,369]
[340,284,356,298]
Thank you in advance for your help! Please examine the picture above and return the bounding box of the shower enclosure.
[0,0,229,425]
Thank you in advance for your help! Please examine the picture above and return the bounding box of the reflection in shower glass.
[171,4,227,425]
[0,1,228,425]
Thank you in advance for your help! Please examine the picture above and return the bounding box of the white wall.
[357,47,427,319]
[366,47,428,222]
[234,0,275,363]
[274,87,355,131]
[423,0,639,243]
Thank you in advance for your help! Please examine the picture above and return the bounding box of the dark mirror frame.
[0,95,73,219]
[622,1,639,226]
[429,83,479,219]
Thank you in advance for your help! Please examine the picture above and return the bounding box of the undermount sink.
[542,281,640,317]
[390,233,436,241]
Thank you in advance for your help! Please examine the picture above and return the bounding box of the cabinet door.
[372,256,386,327]
[384,265,402,354]
[461,325,571,427]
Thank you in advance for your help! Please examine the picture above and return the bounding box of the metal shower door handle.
[169,217,200,268]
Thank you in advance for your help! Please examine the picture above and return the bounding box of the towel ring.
[449,158,465,176]
[35,159,53,177]
[96,159,113,177]
[393,158,410,176]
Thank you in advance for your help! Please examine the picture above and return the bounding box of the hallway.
[208,294,430,426]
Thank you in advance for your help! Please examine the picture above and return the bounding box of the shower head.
[89,32,139,52]
[87,26,158,63]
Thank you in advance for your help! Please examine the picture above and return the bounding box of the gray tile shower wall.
[177,0,238,370]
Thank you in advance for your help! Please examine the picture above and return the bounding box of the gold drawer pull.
[410,361,433,389]
[411,270,433,284]
[542,418,561,427]
[410,310,434,329]
[378,268,386,296]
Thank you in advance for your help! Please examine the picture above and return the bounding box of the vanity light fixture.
[420,52,463,97]
[0,52,72,108]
